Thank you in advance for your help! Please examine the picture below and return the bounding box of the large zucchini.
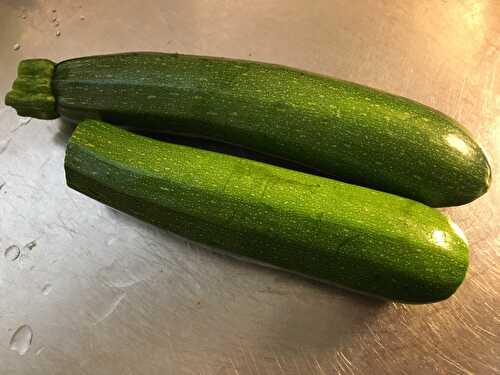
[64,120,469,303]
[6,54,491,207]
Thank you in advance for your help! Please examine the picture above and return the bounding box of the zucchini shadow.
[53,117,328,178]
[104,205,387,354]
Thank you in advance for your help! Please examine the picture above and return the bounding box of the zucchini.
[6,54,491,207]
[65,120,469,303]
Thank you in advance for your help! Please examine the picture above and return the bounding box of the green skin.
[65,120,469,303]
[4,59,57,119]
[5,54,491,207]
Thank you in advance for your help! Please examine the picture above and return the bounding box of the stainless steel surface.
[1,1,499,374]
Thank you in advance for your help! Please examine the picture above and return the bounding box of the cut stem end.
[5,59,59,119]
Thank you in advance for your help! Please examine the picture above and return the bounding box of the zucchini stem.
[5,59,58,119]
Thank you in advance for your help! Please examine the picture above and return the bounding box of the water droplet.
[56,30,61,37]
[24,240,37,251]
[35,346,46,356]
[9,325,33,355]
[51,16,57,23]
[80,15,85,20]
[106,237,117,246]
[99,256,161,288]
[41,284,52,296]
[4,245,20,261]
[13,43,21,51]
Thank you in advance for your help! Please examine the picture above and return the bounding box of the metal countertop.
[1,1,499,374]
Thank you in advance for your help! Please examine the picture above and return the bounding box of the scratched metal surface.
[0,1,499,374]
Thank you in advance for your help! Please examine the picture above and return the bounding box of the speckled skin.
[65,120,469,303]
[6,54,491,207]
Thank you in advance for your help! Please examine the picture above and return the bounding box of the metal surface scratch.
[0,138,12,154]
[436,352,474,375]
[92,293,126,325]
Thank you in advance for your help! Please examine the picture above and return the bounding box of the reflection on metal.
[462,1,486,29]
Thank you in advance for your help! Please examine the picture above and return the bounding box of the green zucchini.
[65,119,469,303]
[6,54,490,207]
